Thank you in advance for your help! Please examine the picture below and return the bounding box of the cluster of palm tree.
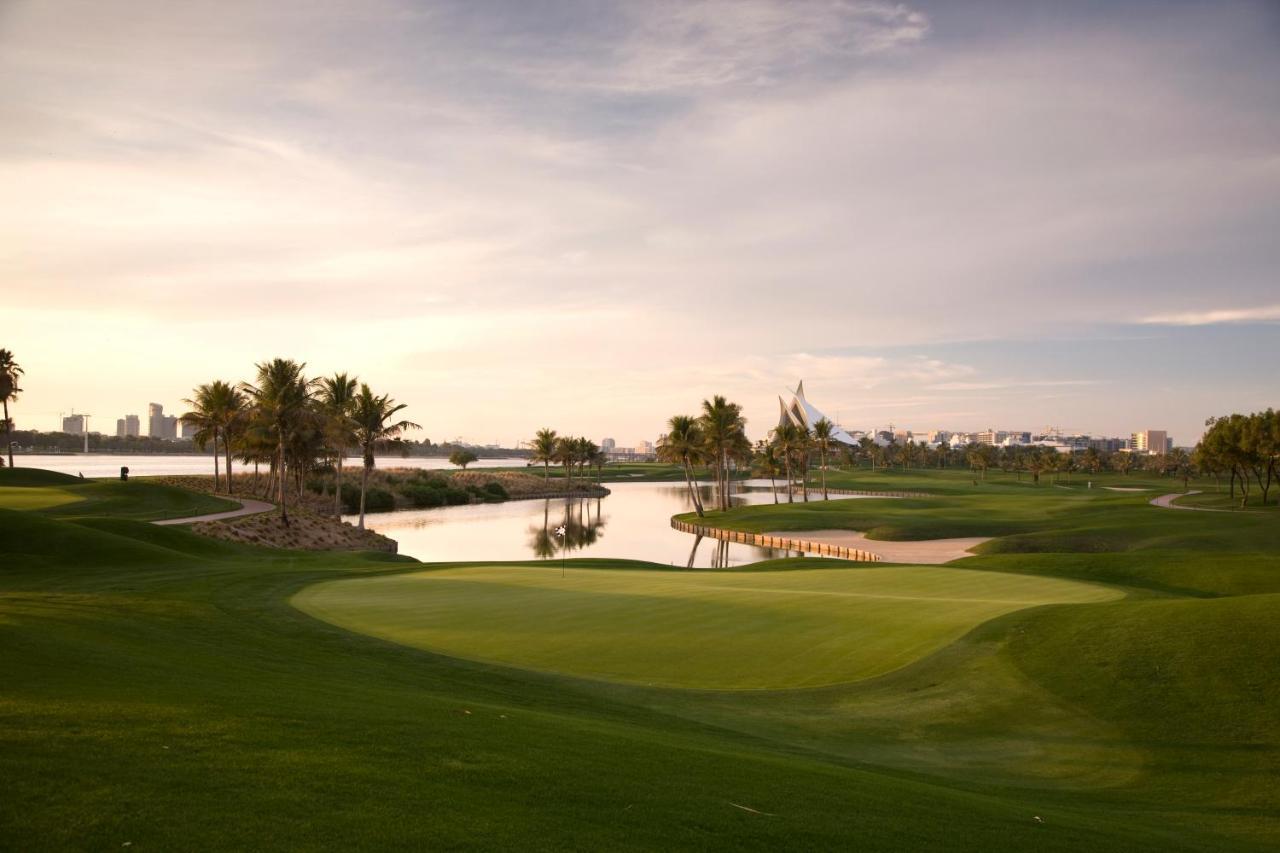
[181,359,418,528]
[528,429,606,490]
[753,416,837,504]
[0,349,23,469]
[657,396,751,516]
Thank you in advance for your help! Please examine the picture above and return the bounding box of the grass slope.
[296,565,1118,689]
[1,466,1277,850]
[0,467,239,520]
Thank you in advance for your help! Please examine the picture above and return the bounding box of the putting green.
[295,565,1121,689]
[0,486,81,511]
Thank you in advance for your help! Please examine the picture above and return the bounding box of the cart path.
[153,497,275,525]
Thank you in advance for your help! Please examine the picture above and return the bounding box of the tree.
[772,421,804,504]
[658,415,707,516]
[812,418,834,500]
[0,349,23,469]
[699,395,748,511]
[351,384,420,529]
[317,373,359,517]
[449,448,478,469]
[181,380,242,493]
[1111,450,1136,476]
[553,436,577,490]
[531,428,558,481]
[753,440,782,504]
[242,359,314,525]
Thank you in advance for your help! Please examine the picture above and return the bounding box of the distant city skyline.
[5,1,1278,445]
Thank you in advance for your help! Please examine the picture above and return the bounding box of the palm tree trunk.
[681,458,705,517]
[224,435,234,495]
[334,453,344,518]
[212,427,221,493]
[821,448,828,500]
[769,466,778,504]
[277,440,289,525]
[785,456,794,503]
[3,398,11,469]
[358,455,369,529]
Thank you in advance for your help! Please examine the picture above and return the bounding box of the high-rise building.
[148,403,164,438]
[601,437,616,452]
[1131,430,1171,455]
[62,414,86,435]
[116,414,140,438]
[163,415,179,440]
[180,420,200,439]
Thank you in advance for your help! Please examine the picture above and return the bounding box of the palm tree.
[182,380,247,494]
[318,373,359,517]
[181,384,224,492]
[699,395,747,511]
[658,415,707,516]
[574,437,595,483]
[531,428,558,481]
[0,349,23,469]
[351,384,420,530]
[242,359,313,525]
[812,418,834,500]
[752,439,781,504]
[772,422,805,504]
[553,436,577,490]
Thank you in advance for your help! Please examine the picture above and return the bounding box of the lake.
[12,454,528,478]
[351,481,873,569]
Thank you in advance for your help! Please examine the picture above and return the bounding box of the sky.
[4,0,1278,447]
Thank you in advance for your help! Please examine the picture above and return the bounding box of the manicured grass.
[2,466,1278,850]
[0,467,239,520]
[0,485,81,510]
[295,565,1118,689]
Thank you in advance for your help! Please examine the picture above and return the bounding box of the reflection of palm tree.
[686,533,703,569]
[526,505,558,559]
[527,497,607,558]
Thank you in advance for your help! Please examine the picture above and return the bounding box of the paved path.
[154,497,275,526]
[766,529,990,564]
[1148,491,1220,512]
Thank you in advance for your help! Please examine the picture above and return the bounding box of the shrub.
[400,484,446,509]
[339,484,395,514]
[482,482,509,501]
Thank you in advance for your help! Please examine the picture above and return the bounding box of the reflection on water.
[353,481,816,569]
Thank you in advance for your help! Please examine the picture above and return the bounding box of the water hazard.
[352,481,873,569]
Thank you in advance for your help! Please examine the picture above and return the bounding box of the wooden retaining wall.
[779,487,930,498]
[670,519,881,562]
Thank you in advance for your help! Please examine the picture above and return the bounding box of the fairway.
[295,565,1120,689]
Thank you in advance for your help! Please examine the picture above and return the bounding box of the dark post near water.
[120,466,129,482]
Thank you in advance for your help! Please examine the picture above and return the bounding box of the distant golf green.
[295,565,1119,688]
[0,485,81,510]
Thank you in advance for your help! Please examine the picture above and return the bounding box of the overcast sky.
[5,0,1278,446]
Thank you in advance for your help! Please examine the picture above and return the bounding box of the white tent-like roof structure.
[777,381,861,446]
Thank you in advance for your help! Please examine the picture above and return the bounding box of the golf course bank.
[2,465,1278,851]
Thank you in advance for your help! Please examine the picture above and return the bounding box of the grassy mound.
[295,564,1118,689]
[0,466,86,486]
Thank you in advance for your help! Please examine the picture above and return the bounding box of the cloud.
[1139,304,1280,326]
[540,1,931,93]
